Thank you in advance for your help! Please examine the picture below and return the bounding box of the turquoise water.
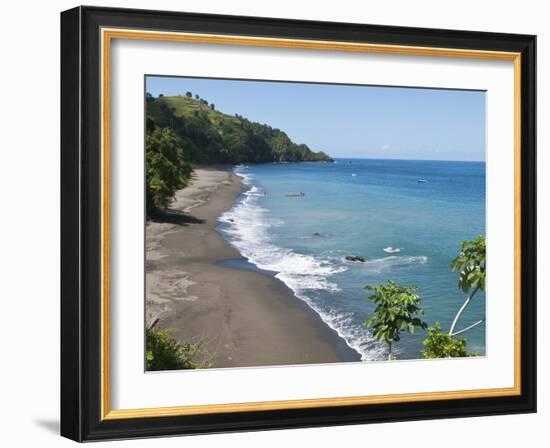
[218,159,486,360]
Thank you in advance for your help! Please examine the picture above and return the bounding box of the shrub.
[421,323,468,359]
[146,327,210,371]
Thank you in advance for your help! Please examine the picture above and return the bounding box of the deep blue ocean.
[218,158,486,361]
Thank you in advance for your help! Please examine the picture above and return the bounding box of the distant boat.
[383,247,401,254]
[284,192,305,197]
[351,173,357,177]
[417,178,427,183]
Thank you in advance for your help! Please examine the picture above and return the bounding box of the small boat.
[383,247,401,254]
[417,178,427,183]
[284,192,305,197]
[351,173,357,177]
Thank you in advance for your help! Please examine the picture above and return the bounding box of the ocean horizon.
[217,158,486,361]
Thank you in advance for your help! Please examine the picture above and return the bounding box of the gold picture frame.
[61,6,536,441]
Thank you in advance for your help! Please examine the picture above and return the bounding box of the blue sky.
[146,76,486,162]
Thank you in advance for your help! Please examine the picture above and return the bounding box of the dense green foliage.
[451,235,486,293]
[146,93,333,164]
[146,127,192,214]
[364,280,427,359]
[146,327,209,371]
[421,323,468,359]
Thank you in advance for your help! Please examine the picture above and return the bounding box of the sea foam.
[220,171,345,292]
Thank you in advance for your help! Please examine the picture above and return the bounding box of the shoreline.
[146,165,360,368]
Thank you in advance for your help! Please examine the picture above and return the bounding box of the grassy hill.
[146,93,333,164]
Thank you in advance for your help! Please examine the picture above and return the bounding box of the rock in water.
[345,255,365,262]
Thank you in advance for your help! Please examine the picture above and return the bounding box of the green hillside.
[145,93,333,164]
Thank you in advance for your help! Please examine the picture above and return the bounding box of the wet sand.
[146,166,360,368]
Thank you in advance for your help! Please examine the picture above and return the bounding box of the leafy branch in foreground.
[448,235,486,337]
[364,280,427,360]
[146,327,211,371]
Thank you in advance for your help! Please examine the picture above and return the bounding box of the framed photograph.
[60,6,536,442]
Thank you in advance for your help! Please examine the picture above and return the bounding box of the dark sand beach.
[146,166,359,368]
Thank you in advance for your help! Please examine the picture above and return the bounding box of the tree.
[195,94,199,99]
[210,103,215,110]
[421,323,468,358]
[185,91,192,97]
[448,236,486,336]
[146,117,156,134]
[146,151,180,211]
[145,127,192,213]
[364,280,427,360]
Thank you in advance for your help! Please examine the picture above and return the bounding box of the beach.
[146,166,359,368]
